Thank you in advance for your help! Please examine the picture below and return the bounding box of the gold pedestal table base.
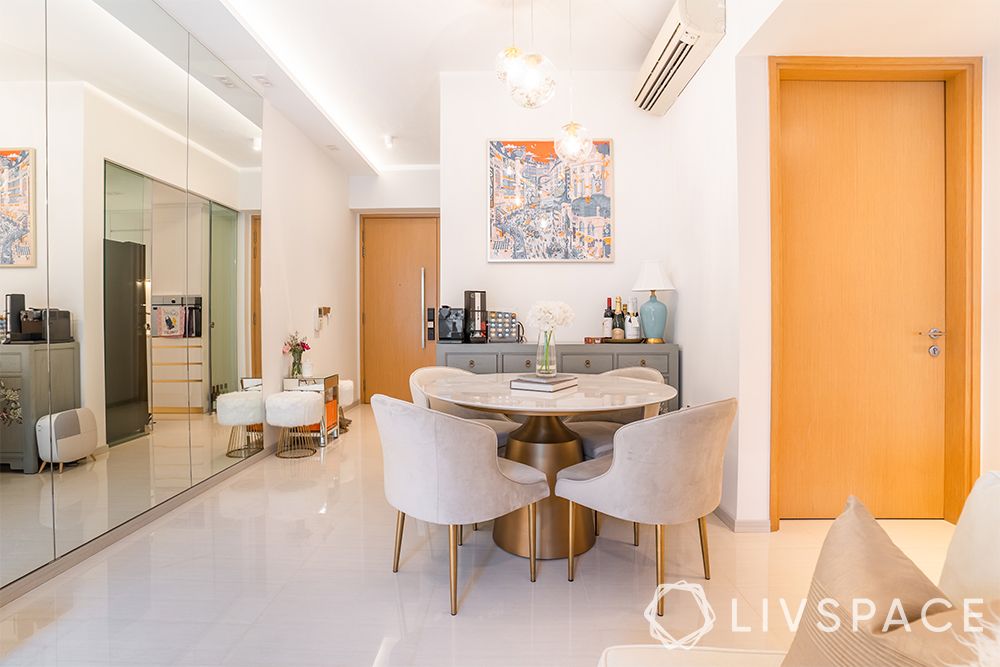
[492,416,596,559]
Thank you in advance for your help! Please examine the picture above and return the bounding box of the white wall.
[439,71,676,341]
[0,81,50,308]
[349,167,440,211]
[260,101,357,411]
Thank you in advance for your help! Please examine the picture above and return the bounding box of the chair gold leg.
[568,501,576,582]
[594,509,600,536]
[634,522,640,547]
[37,461,47,475]
[528,503,537,582]
[458,525,463,546]
[58,462,64,474]
[698,515,711,580]
[655,524,665,616]
[392,511,405,573]
[449,524,459,615]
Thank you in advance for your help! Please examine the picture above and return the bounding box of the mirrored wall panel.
[0,0,53,588]
[0,0,264,589]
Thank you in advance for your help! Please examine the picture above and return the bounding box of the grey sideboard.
[0,341,81,473]
[435,342,681,411]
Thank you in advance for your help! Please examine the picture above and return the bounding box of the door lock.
[928,345,941,358]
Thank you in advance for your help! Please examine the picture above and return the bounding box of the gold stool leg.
[655,524,665,616]
[594,510,600,536]
[473,522,478,531]
[392,511,405,573]
[528,503,537,582]
[698,515,711,580]
[634,522,640,547]
[449,525,459,615]
[458,525,463,546]
[567,501,576,582]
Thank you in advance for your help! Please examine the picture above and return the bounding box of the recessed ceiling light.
[383,135,394,149]
[252,74,273,88]
[214,75,236,89]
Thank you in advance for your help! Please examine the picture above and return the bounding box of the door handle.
[420,267,426,350]
[927,328,945,340]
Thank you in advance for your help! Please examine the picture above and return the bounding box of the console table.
[435,342,680,411]
[0,341,81,473]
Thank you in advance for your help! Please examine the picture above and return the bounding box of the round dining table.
[422,372,678,560]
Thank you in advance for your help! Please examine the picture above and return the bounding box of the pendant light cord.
[568,0,575,119]
[530,0,535,48]
[512,0,517,47]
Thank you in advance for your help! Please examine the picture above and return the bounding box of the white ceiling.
[742,0,1000,56]
[1,0,263,169]
[220,0,676,170]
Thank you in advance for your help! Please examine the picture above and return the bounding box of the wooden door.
[775,80,946,518]
[361,216,438,402]
[250,214,262,378]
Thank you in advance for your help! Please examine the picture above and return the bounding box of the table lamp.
[632,261,675,344]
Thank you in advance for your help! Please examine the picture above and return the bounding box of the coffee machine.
[463,290,488,343]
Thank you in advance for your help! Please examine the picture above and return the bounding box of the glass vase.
[535,329,557,376]
[290,352,303,379]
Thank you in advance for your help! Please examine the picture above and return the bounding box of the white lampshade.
[632,260,675,292]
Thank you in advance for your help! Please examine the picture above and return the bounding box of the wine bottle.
[612,297,626,340]
[601,297,613,338]
[626,297,640,339]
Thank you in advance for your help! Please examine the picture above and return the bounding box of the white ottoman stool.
[217,391,264,459]
[266,391,323,459]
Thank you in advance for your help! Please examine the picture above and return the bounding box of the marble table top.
[422,372,678,417]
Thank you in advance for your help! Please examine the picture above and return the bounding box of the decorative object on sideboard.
[464,290,488,343]
[487,310,523,343]
[438,306,465,343]
[0,148,36,268]
[632,261,676,344]
[553,0,594,165]
[488,139,614,262]
[527,301,574,377]
[283,331,310,379]
[0,379,22,427]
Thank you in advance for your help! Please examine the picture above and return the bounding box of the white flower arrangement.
[526,301,575,331]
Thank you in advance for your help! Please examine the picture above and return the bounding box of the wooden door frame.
[359,213,441,403]
[769,57,982,530]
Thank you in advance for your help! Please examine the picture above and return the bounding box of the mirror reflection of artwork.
[488,139,613,263]
[0,148,35,267]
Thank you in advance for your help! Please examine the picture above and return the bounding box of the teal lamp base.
[639,291,668,344]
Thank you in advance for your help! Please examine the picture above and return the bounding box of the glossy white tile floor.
[0,405,954,666]
[0,413,243,587]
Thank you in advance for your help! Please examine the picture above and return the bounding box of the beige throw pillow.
[783,497,958,667]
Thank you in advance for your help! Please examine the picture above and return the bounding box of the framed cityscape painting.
[0,148,36,268]
[488,139,613,262]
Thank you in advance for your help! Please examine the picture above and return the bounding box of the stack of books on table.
[509,374,578,393]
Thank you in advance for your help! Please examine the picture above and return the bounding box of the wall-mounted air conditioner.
[633,0,726,115]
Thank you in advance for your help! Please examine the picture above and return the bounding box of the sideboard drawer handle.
[640,359,647,367]
[524,359,531,368]
[468,360,475,369]
[584,359,591,369]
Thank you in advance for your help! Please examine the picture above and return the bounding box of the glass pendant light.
[555,121,593,163]
[495,1,523,82]
[554,0,593,162]
[506,0,556,109]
